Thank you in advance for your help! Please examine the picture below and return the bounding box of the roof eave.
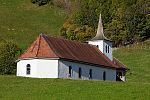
[60,58,117,70]
[16,57,60,62]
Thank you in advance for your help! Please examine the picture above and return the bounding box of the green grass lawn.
[0,75,150,100]
[0,0,67,50]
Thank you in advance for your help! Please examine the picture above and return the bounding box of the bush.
[31,0,51,6]
[0,40,21,75]
[31,0,40,4]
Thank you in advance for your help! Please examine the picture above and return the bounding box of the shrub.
[31,0,51,6]
[0,40,21,75]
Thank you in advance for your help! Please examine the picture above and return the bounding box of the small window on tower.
[105,45,107,53]
[108,46,109,53]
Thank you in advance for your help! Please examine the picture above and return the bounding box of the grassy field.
[113,40,150,83]
[0,0,67,49]
[0,75,150,100]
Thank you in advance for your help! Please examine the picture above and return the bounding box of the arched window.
[89,69,92,79]
[26,64,31,75]
[103,71,106,81]
[96,45,99,48]
[69,66,72,77]
[79,67,82,79]
[105,45,107,53]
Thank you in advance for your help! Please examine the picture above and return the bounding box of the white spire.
[91,14,110,41]
[96,14,104,38]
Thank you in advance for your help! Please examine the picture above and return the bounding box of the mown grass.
[0,75,150,100]
[0,0,67,49]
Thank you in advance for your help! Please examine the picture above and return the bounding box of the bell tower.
[88,14,113,61]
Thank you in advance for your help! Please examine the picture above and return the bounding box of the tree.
[0,40,21,74]
[60,19,95,42]
[59,0,150,46]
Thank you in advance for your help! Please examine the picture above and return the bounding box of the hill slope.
[114,40,150,83]
[0,0,67,49]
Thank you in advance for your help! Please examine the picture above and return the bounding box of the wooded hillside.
[56,0,150,46]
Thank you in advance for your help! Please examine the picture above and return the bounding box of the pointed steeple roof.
[91,14,111,41]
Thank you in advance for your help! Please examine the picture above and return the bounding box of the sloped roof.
[113,58,128,70]
[20,34,58,58]
[20,34,121,69]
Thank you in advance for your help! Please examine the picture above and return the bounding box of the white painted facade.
[88,40,104,53]
[17,59,116,81]
[58,60,116,81]
[17,59,58,78]
[88,40,112,61]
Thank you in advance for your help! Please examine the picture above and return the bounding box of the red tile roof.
[20,34,58,58]
[20,34,126,69]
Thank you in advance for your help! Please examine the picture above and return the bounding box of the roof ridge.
[30,37,39,52]
[21,36,39,57]
[41,34,59,58]
[48,36,98,48]
[45,36,105,58]
[35,34,41,57]
[45,36,81,59]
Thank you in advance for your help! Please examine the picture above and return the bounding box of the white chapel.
[17,14,128,81]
